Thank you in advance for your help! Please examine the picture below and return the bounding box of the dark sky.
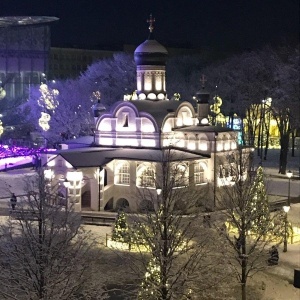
[1,0,299,54]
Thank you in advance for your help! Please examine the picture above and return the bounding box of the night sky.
[1,0,299,54]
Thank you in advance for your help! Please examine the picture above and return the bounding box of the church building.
[44,16,245,213]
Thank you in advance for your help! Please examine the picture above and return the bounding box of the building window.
[194,162,206,184]
[137,163,155,188]
[115,162,130,185]
[172,163,189,187]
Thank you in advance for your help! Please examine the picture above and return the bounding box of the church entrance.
[81,191,91,210]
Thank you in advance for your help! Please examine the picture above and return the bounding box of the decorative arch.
[116,198,130,211]
[95,101,160,147]
[176,104,195,127]
[198,134,209,151]
[187,133,196,150]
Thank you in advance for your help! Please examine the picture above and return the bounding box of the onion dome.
[134,14,168,66]
[92,100,106,118]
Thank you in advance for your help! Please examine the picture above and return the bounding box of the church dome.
[134,39,168,65]
[134,15,168,66]
[92,100,106,118]
[135,39,168,54]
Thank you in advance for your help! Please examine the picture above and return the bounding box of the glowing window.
[194,163,206,184]
[137,164,155,188]
[172,163,189,187]
[115,162,130,185]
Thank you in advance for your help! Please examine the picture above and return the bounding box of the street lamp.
[286,170,293,206]
[283,205,290,252]
[156,188,162,196]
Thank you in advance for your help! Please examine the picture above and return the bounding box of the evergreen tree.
[138,257,161,300]
[248,166,270,235]
[111,211,130,243]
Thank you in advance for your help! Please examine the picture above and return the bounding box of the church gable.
[162,102,197,133]
[95,102,160,147]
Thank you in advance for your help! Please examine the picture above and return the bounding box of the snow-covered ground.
[0,149,299,299]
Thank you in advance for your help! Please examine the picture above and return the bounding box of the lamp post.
[156,187,162,196]
[213,132,218,210]
[283,205,290,252]
[63,178,70,210]
[286,170,293,206]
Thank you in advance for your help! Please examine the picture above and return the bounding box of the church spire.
[147,14,155,33]
[200,74,207,89]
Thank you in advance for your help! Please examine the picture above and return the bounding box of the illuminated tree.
[112,210,130,243]
[24,79,94,145]
[122,149,226,299]
[138,257,161,300]
[217,149,282,300]
[247,165,270,235]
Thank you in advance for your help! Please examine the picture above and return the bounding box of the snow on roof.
[134,39,168,54]
[175,125,234,133]
[56,147,207,168]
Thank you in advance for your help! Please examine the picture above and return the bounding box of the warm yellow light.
[44,169,54,180]
[67,171,83,182]
[39,112,51,131]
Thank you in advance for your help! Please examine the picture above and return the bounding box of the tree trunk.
[279,133,290,174]
[264,116,270,160]
[241,233,247,300]
[257,119,261,157]
[291,129,295,157]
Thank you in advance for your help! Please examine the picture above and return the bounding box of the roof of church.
[55,147,207,168]
[129,100,184,128]
[134,39,168,54]
[175,125,234,133]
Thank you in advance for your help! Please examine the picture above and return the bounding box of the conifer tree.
[247,165,270,235]
[112,210,130,243]
[138,257,161,300]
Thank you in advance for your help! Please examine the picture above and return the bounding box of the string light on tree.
[138,257,161,300]
[39,112,51,131]
[111,211,130,243]
[248,165,270,235]
[38,83,59,111]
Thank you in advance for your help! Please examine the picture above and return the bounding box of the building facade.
[44,20,249,213]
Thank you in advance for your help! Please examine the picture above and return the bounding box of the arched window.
[137,163,155,188]
[194,162,206,184]
[115,161,130,185]
[172,163,189,187]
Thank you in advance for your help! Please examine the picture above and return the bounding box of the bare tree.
[216,149,283,300]
[115,149,229,299]
[0,171,105,300]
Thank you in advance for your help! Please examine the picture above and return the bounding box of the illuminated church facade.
[45,17,243,212]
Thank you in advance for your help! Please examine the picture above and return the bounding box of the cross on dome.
[147,14,155,33]
[200,74,207,88]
